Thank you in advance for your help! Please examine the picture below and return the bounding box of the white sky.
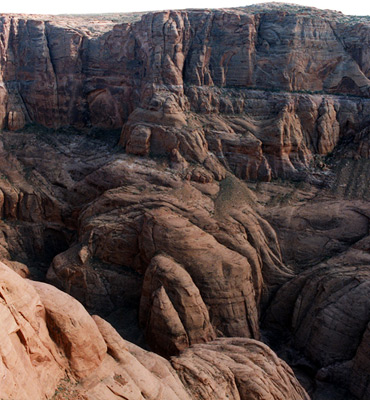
[0,0,369,17]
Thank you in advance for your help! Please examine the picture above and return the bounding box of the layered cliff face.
[1,5,370,182]
[0,4,369,400]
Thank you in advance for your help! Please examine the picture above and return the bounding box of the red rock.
[0,7,370,180]
[263,200,369,269]
[30,280,107,378]
[0,6,368,400]
[7,110,25,131]
[46,171,290,354]
[172,338,310,400]
[0,261,309,400]
[0,261,66,400]
[140,254,216,356]
[265,264,370,399]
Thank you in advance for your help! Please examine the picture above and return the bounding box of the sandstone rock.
[7,110,25,131]
[0,261,192,400]
[263,200,370,269]
[90,315,193,400]
[91,318,310,400]
[0,261,309,400]
[140,254,216,356]
[265,264,370,399]
[46,171,291,355]
[350,322,370,399]
[172,338,310,400]
[0,261,66,400]
[354,127,370,159]
[0,7,369,400]
[1,7,370,181]
[316,99,340,154]
[139,206,260,339]
[30,280,107,378]
[206,129,272,181]
[124,124,152,155]
[2,259,30,277]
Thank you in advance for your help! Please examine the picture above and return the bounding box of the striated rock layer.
[1,5,370,181]
[265,264,370,400]
[261,196,370,399]
[0,126,291,357]
[46,162,291,356]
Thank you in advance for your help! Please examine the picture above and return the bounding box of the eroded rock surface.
[0,261,309,400]
[172,338,310,400]
[265,263,370,399]
[263,200,370,269]
[1,5,370,182]
[0,4,369,400]
[0,127,291,356]
[47,164,290,354]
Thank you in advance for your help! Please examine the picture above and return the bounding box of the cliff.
[0,4,369,400]
[0,4,370,181]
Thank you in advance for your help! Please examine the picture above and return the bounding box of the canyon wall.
[1,5,370,181]
[0,4,369,400]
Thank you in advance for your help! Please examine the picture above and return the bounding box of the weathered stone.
[0,262,309,400]
[172,338,310,400]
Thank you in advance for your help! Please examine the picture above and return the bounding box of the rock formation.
[0,3,369,400]
[0,261,309,400]
[265,263,370,400]
[263,200,370,269]
[261,196,370,399]
[1,5,370,182]
[46,163,291,355]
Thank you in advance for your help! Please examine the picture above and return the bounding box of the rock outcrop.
[46,162,291,355]
[172,338,310,400]
[0,126,291,357]
[0,4,369,400]
[260,195,370,399]
[263,200,370,269]
[1,5,370,182]
[265,264,370,399]
[0,261,309,400]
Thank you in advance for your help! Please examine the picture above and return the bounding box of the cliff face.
[0,4,369,400]
[3,4,370,125]
[1,6,370,181]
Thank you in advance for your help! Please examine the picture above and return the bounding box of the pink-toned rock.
[47,173,290,355]
[0,261,65,400]
[0,7,370,180]
[140,254,216,356]
[0,262,309,400]
[124,124,152,155]
[30,280,107,378]
[139,206,260,339]
[172,338,310,400]
[92,315,193,400]
[145,285,190,355]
